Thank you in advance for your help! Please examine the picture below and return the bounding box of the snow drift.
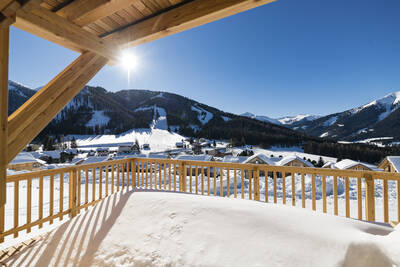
[4,190,398,267]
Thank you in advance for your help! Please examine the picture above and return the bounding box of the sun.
[119,51,139,72]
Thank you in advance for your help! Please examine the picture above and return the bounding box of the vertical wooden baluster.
[234,168,237,198]
[312,174,316,211]
[123,163,126,190]
[164,162,167,190]
[39,175,43,228]
[397,179,400,223]
[14,180,19,237]
[145,161,149,188]
[365,175,375,221]
[241,168,244,199]
[248,169,252,200]
[383,178,389,223]
[226,168,230,197]
[77,170,81,212]
[92,168,96,201]
[201,166,205,195]
[60,172,64,220]
[158,163,162,190]
[345,176,350,218]
[220,167,224,197]
[49,175,54,224]
[111,165,114,194]
[273,172,277,203]
[117,165,120,192]
[292,172,295,206]
[149,162,152,189]
[357,176,362,220]
[208,166,211,196]
[99,167,103,199]
[195,165,198,194]
[214,166,217,196]
[27,177,32,232]
[265,170,268,203]
[333,176,338,215]
[140,161,143,187]
[174,164,177,191]
[322,175,326,213]
[106,165,109,196]
[169,163,172,191]
[301,173,305,208]
[85,169,89,210]
[254,168,260,201]
[282,172,286,204]
[189,165,192,193]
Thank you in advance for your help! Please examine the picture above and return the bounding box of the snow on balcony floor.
[2,190,399,267]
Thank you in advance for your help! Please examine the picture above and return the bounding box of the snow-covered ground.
[72,128,185,153]
[3,190,399,266]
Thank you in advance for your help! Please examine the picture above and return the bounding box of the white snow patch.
[86,110,110,127]
[320,132,329,138]
[323,116,338,126]
[221,115,231,122]
[191,105,213,125]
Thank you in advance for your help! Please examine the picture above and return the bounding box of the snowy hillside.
[278,114,321,125]
[241,112,281,125]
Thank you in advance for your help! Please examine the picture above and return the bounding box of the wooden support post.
[180,162,186,192]
[8,52,108,162]
[254,167,260,201]
[0,26,9,243]
[70,168,78,218]
[364,174,375,222]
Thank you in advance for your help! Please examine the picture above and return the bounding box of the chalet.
[205,148,232,157]
[327,159,381,171]
[222,156,249,164]
[118,145,132,154]
[8,152,45,171]
[175,155,214,176]
[243,153,275,165]
[96,147,109,156]
[39,150,62,163]
[276,155,314,168]
[378,156,400,173]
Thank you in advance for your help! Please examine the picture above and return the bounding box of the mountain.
[241,112,281,125]
[288,92,400,142]
[241,112,320,126]
[8,81,318,147]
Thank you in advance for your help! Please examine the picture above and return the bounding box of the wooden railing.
[1,157,400,243]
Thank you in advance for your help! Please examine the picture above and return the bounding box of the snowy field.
[2,190,399,266]
[2,167,399,246]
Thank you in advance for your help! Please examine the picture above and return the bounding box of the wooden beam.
[0,26,9,244]
[13,6,120,62]
[7,52,108,163]
[56,0,110,23]
[0,0,42,28]
[105,0,276,47]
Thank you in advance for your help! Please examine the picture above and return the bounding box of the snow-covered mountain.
[290,91,400,142]
[241,112,320,126]
[8,80,314,147]
[241,112,281,125]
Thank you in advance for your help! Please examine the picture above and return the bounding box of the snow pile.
[4,191,397,266]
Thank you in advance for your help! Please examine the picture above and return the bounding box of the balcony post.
[364,173,375,221]
[254,167,260,201]
[0,26,10,243]
[70,168,78,218]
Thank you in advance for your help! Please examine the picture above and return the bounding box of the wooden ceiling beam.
[105,0,276,47]
[13,6,120,62]
[7,52,108,162]
[0,0,42,27]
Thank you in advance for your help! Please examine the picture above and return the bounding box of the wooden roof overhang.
[0,0,275,208]
[1,0,275,62]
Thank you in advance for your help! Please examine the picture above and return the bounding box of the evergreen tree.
[70,137,78,148]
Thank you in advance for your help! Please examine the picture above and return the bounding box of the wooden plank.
[106,0,276,48]
[208,167,211,196]
[117,165,120,191]
[398,179,400,223]
[234,168,237,198]
[345,176,350,218]
[383,178,389,223]
[220,167,223,197]
[357,176,362,220]
[158,162,161,189]
[248,169,252,200]
[201,166,204,195]
[0,26,8,243]
[195,165,198,194]
[13,180,18,237]
[322,175,326,213]
[365,174,375,221]
[282,172,286,204]
[49,175,53,223]
[27,177,32,232]
[105,164,109,195]
[14,6,120,62]
[312,174,316,211]
[8,52,107,162]
[265,170,268,203]
[254,168,260,201]
[333,176,338,215]
[99,167,102,198]
[56,0,110,22]
[291,172,295,206]
[214,166,217,196]
[301,173,305,208]
[226,167,229,197]
[85,168,89,209]
[273,171,277,203]
[60,172,64,220]
[77,170,81,212]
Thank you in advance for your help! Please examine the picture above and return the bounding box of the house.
[8,152,45,171]
[378,156,400,172]
[222,156,249,164]
[175,154,214,176]
[142,144,150,150]
[243,153,276,165]
[96,147,110,156]
[40,150,62,163]
[205,147,232,157]
[329,159,381,171]
[322,161,336,169]
[276,155,314,168]
[175,142,184,148]
[118,145,133,154]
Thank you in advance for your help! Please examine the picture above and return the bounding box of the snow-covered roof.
[334,159,380,171]
[9,152,45,165]
[322,161,336,168]
[41,150,62,159]
[175,155,213,162]
[148,154,169,159]
[384,156,400,172]
[276,155,314,168]
[222,156,248,163]
[243,153,276,165]
[81,156,110,165]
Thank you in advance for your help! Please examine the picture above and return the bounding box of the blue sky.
[9,0,400,118]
